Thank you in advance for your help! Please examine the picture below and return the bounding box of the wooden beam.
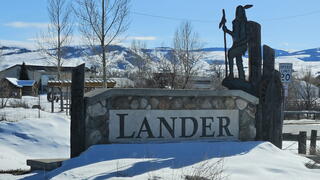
[70,64,85,158]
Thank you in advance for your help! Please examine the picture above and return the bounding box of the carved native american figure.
[222,5,252,80]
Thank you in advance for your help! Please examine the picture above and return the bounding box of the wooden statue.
[220,5,252,80]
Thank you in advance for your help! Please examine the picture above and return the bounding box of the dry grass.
[184,159,228,180]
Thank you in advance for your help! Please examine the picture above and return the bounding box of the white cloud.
[4,22,48,29]
[127,36,157,41]
[281,42,289,47]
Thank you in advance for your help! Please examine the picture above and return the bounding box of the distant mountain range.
[1,44,320,74]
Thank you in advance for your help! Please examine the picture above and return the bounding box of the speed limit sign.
[279,63,292,83]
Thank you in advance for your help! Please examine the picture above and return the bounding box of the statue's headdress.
[235,5,253,21]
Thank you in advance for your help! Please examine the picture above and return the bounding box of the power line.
[261,9,320,21]
[132,11,216,23]
[132,9,320,23]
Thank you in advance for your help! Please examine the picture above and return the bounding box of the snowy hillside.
[2,44,320,77]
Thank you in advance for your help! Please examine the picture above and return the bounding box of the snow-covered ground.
[0,96,70,172]
[0,96,320,179]
[20,141,320,180]
[283,119,320,137]
[0,111,69,170]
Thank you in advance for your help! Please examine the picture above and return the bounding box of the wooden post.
[70,64,85,158]
[51,87,54,113]
[257,45,284,149]
[247,21,262,142]
[66,86,69,115]
[310,130,317,155]
[60,87,63,112]
[257,45,275,141]
[38,94,40,118]
[247,21,262,91]
[298,131,307,154]
[262,45,275,78]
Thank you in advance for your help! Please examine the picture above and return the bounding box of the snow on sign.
[109,110,239,143]
[279,63,293,83]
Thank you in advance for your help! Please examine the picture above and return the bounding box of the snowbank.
[0,111,70,171]
[23,141,319,180]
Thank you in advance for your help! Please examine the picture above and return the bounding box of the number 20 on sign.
[279,63,292,83]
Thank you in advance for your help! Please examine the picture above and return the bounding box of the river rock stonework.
[83,89,259,148]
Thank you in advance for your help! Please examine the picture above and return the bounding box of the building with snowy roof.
[0,63,96,93]
[0,77,38,98]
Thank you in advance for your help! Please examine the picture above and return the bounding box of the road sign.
[279,63,293,83]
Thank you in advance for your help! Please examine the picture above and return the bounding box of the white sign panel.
[279,63,293,83]
[109,110,239,143]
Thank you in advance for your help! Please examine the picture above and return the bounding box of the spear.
[219,9,228,77]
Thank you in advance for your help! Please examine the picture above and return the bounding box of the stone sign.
[109,110,239,143]
[70,88,258,155]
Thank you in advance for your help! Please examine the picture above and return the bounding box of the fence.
[0,94,65,122]
[284,111,320,120]
[286,100,320,111]
[283,130,319,159]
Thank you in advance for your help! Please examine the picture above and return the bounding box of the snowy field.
[0,96,320,179]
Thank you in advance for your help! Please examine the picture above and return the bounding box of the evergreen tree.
[19,62,29,80]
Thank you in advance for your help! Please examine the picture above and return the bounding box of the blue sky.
[1,0,320,50]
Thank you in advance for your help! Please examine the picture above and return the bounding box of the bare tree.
[37,0,73,80]
[288,69,319,111]
[74,0,130,85]
[0,44,11,111]
[130,40,156,87]
[156,50,181,89]
[0,80,11,109]
[131,40,148,76]
[209,62,225,90]
[0,44,10,108]
[173,21,204,89]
